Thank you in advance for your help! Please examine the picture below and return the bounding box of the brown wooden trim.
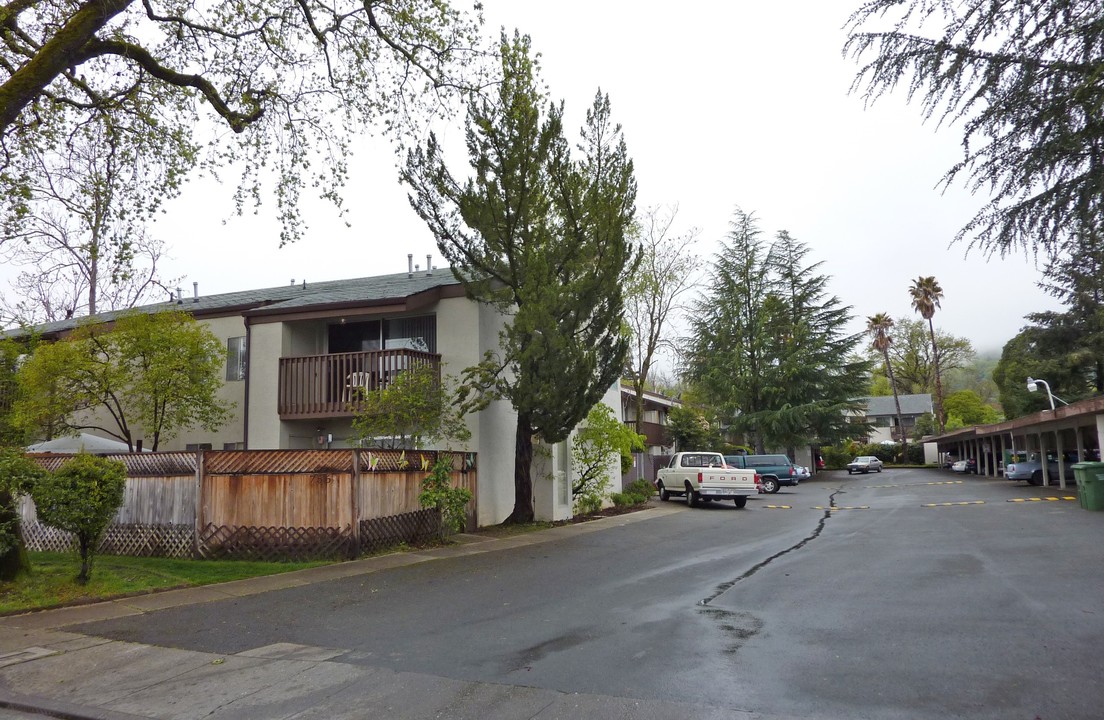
[247,302,409,325]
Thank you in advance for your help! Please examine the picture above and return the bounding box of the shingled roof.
[862,394,934,417]
[5,269,464,338]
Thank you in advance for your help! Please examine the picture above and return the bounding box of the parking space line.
[922,501,985,507]
[1007,497,1077,503]
[812,506,870,511]
[864,480,964,488]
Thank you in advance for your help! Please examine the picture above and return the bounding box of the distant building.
[858,394,934,443]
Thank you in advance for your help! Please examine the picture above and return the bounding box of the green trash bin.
[1071,462,1104,511]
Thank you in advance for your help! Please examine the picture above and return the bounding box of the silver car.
[847,456,884,474]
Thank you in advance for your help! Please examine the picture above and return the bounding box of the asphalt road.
[69,469,1104,719]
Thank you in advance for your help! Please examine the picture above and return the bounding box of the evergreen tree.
[684,211,869,453]
[403,32,637,524]
[846,1,1104,262]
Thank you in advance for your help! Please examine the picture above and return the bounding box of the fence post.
[350,448,361,558]
[193,449,204,559]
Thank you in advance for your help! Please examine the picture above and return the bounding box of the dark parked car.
[724,454,798,494]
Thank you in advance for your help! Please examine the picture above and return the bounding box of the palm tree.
[909,276,945,433]
[867,313,907,461]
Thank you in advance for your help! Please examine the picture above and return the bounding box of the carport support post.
[1056,431,1067,489]
[998,435,1006,476]
[1098,414,1104,459]
[1039,432,1050,487]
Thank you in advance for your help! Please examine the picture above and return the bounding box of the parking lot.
[3,467,1102,720]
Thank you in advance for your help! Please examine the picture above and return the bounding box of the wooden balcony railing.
[278,349,441,419]
[625,420,668,448]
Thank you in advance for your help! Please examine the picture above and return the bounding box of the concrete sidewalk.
[0,505,775,720]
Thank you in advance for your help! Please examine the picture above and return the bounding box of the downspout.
[243,317,252,449]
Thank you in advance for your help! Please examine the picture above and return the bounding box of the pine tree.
[403,32,637,523]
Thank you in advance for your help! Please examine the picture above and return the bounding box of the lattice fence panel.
[98,524,195,558]
[21,522,75,553]
[198,523,354,562]
[21,522,195,558]
[359,508,442,554]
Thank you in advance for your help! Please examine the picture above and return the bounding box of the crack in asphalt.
[698,487,844,606]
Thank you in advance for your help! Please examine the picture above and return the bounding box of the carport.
[931,396,1104,490]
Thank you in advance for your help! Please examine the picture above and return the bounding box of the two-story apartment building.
[17,265,623,525]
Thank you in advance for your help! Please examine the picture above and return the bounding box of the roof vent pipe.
[426,254,432,276]
[301,279,306,290]
[176,287,183,305]
[193,282,199,303]
[290,279,295,286]
[407,253,414,278]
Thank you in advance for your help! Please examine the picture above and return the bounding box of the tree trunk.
[504,412,535,524]
[0,490,30,580]
[927,318,944,434]
[77,535,92,584]
[884,348,907,462]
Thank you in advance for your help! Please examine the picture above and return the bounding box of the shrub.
[610,492,633,507]
[624,479,655,499]
[418,458,472,537]
[31,453,126,584]
[0,448,46,580]
[821,445,852,470]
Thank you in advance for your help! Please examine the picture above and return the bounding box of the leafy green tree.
[845,1,1104,262]
[665,404,720,453]
[14,310,231,450]
[403,32,638,524]
[867,313,906,458]
[570,404,645,514]
[909,276,946,432]
[993,326,1088,418]
[30,452,126,584]
[0,448,45,580]
[0,338,29,447]
[623,205,700,429]
[351,365,471,450]
[943,390,1001,427]
[684,211,870,453]
[911,412,935,441]
[885,318,974,400]
[0,0,484,247]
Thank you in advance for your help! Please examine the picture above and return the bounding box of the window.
[226,337,247,381]
[223,442,244,450]
[185,443,213,451]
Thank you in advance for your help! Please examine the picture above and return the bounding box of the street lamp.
[1026,377,1069,411]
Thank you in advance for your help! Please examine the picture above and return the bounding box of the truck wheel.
[761,478,779,494]
[685,483,699,507]
[734,496,747,509]
[1030,470,1043,486]
[657,482,670,502]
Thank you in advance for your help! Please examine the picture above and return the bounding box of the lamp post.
[1026,377,1069,411]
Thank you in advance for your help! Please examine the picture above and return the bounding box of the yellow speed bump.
[1007,497,1077,503]
[922,501,985,507]
[763,505,791,509]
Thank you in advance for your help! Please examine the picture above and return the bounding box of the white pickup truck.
[656,452,759,508]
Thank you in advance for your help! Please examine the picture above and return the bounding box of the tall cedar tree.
[684,211,869,453]
[1028,230,1104,395]
[403,32,638,523]
[845,1,1104,263]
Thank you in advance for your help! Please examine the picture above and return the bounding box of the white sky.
[7,1,1062,356]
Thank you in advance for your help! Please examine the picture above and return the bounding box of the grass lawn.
[0,552,331,616]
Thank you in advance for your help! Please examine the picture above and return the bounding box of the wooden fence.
[19,449,477,561]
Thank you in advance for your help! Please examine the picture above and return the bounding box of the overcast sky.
[6,1,1063,357]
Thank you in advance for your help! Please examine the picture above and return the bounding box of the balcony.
[278,349,441,420]
[625,420,668,448]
